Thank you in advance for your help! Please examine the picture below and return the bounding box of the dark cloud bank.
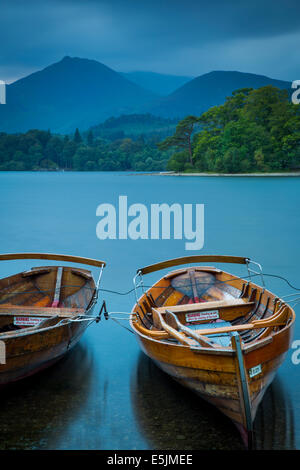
[1,0,300,82]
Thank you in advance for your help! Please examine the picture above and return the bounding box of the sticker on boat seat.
[13,317,45,327]
[248,364,262,378]
[186,310,219,322]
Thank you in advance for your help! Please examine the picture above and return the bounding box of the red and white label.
[14,317,45,327]
[186,310,219,322]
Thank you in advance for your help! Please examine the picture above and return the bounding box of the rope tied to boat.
[2,272,300,302]
[55,315,99,328]
[103,311,136,335]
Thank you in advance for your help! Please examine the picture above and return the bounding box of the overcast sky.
[1,0,299,83]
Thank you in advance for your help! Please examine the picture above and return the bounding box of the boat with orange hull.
[130,255,295,448]
[0,253,106,386]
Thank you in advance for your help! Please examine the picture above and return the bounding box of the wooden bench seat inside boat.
[156,299,250,313]
[22,268,52,277]
[154,299,255,322]
[151,308,234,348]
[0,305,85,318]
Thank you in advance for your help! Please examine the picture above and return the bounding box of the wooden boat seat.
[155,298,251,314]
[71,269,93,280]
[22,268,51,277]
[0,306,85,318]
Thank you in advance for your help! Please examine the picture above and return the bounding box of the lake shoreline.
[155,171,300,177]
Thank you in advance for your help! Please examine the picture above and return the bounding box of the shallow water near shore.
[0,171,299,450]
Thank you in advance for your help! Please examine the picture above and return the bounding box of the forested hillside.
[1,86,299,174]
[162,86,300,173]
[0,127,171,171]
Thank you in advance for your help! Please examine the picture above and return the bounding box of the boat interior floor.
[187,321,233,347]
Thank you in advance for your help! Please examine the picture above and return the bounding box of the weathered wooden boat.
[0,253,106,386]
[130,255,295,448]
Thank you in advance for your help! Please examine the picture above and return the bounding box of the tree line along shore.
[0,85,299,173]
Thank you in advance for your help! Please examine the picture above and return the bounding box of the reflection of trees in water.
[131,353,244,450]
[131,353,295,450]
[0,344,94,449]
[254,377,295,450]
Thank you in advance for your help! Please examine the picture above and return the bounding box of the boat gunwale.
[0,312,93,341]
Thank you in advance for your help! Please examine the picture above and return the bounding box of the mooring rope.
[109,316,135,334]
[2,272,300,304]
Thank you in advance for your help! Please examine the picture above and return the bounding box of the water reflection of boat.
[131,353,295,450]
[0,343,94,449]
[131,352,244,450]
[254,377,295,450]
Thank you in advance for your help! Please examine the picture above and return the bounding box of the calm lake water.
[0,171,299,450]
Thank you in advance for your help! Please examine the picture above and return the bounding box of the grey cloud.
[0,0,299,82]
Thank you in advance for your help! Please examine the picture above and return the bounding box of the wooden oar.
[164,310,217,348]
[194,306,289,336]
[152,309,199,346]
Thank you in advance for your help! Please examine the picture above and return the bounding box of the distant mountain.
[0,60,293,134]
[147,71,292,118]
[0,56,156,133]
[121,71,193,96]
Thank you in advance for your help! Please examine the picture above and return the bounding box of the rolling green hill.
[88,114,177,142]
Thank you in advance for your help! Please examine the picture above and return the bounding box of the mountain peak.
[1,57,156,134]
[147,69,292,118]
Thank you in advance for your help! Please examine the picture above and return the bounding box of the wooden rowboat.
[130,255,296,448]
[0,253,106,386]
